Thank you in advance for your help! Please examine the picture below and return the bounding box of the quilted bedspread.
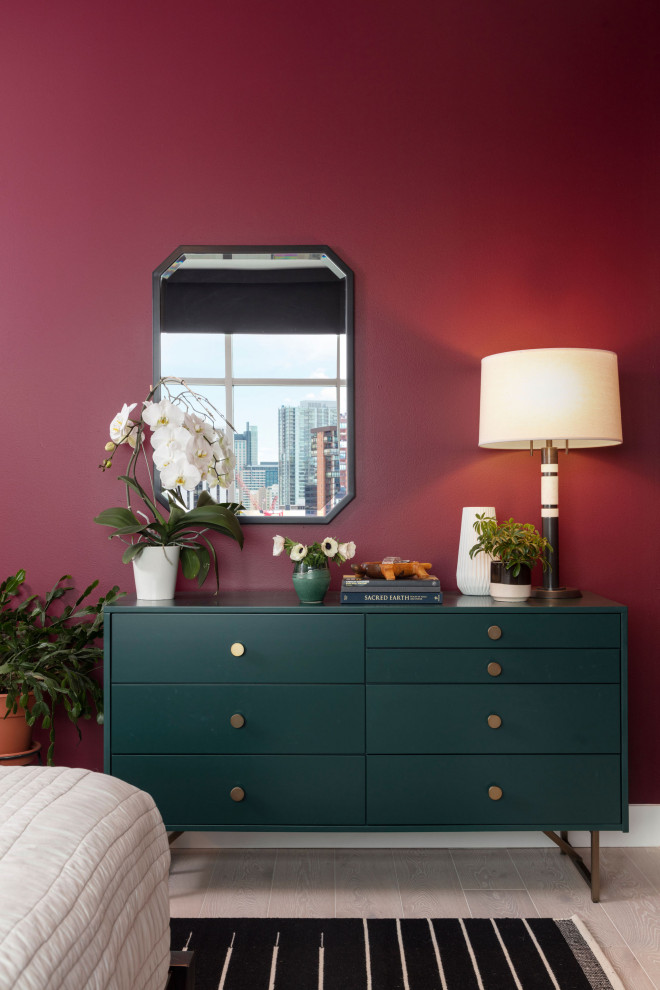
[0,766,171,990]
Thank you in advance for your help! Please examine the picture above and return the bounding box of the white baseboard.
[171,805,659,849]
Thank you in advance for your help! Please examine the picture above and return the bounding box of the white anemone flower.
[160,455,201,492]
[109,403,137,446]
[289,543,308,562]
[272,535,285,556]
[143,399,185,430]
[321,536,339,557]
[151,424,190,451]
[338,541,356,559]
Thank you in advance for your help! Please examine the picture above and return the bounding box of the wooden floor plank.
[168,850,219,918]
[334,848,403,918]
[596,848,660,989]
[267,848,336,918]
[199,848,277,917]
[463,888,540,918]
[626,848,660,894]
[511,846,658,990]
[450,847,525,889]
[393,848,471,918]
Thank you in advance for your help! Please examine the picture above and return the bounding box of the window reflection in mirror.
[153,248,354,523]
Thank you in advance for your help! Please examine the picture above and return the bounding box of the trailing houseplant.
[468,514,552,601]
[0,570,123,765]
[94,377,244,592]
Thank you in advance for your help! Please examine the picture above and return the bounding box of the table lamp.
[478,348,622,598]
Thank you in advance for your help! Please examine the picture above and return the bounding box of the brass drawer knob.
[487,625,502,641]
[230,642,245,657]
[487,714,502,729]
[230,713,246,729]
[488,785,503,801]
[487,661,502,677]
[230,786,245,802]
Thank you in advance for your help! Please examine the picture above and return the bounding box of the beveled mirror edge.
[152,245,355,524]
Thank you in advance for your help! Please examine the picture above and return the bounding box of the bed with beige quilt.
[0,765,171,990]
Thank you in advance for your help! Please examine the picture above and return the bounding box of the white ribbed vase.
[132,546,180,600]
[456,506,496,595]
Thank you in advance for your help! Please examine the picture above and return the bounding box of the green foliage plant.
[468,514,553,577]
[0,570,123,765]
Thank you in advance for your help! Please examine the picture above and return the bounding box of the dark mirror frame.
[152,245,355,524]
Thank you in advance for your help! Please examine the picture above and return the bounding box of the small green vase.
[292,560,331,604]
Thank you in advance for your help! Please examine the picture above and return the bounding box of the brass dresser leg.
[543,830,600,902]
[590,830,600,902]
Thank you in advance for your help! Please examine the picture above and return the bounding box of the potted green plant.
[468,514,552,601]
[0,570,123,765]
[94,377,244,597]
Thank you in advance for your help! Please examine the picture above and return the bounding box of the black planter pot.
[489,562,532,601]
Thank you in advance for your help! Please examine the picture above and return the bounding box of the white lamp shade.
[479,348,623,449]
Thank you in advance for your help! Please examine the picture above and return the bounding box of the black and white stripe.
[171,916,625,990]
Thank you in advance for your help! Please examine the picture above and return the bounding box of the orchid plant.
[94,377,243,590]
[273,535,356,568]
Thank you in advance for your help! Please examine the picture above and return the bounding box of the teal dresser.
[103,591,627,900]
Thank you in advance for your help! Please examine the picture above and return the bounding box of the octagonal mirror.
[153,245,354,522]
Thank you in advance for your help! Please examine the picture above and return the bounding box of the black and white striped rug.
[170,916,624,989]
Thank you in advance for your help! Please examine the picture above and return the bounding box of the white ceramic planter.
[456,506,496,595]
[132,546,180,600]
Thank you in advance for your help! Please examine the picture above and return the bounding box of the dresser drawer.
[112,684,364,754]
[366,684,620,754]
[109,613,364,682]
[366,613,621,650]
[367,755,621,826]
[366,649,619,683]
[112,755,365,827]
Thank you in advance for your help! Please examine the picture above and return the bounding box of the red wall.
[3,0,659,800]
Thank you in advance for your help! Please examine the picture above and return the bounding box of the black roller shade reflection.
[162,266,345,335]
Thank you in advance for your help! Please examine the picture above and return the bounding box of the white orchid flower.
[183,412,206,435]
[273,535,285,556]
[143,399,185,430]
[109,403,137,446]
[153,445,178,470]
[187,434,213,466]
[161,455,202,492]
[151,424,190,451]
[321,536,339,557]
[290,543,308,561]
[338,541,356,559]
[185,411,222,444]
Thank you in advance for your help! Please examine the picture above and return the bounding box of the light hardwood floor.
[169,845,660,989]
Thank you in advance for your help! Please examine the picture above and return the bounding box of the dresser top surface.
[104,590,625,613]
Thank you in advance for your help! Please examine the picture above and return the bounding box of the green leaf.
[194,545,211,587]
[173,505,244,547]
[93,507,142,530]
[117,475,165,523]
[195,489,217,508]
[180,547,201,579]
[122,544,149,564]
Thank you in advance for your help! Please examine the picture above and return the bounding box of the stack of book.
[340,576,442,605]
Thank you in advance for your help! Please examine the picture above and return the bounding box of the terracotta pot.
[0,692,35,757]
